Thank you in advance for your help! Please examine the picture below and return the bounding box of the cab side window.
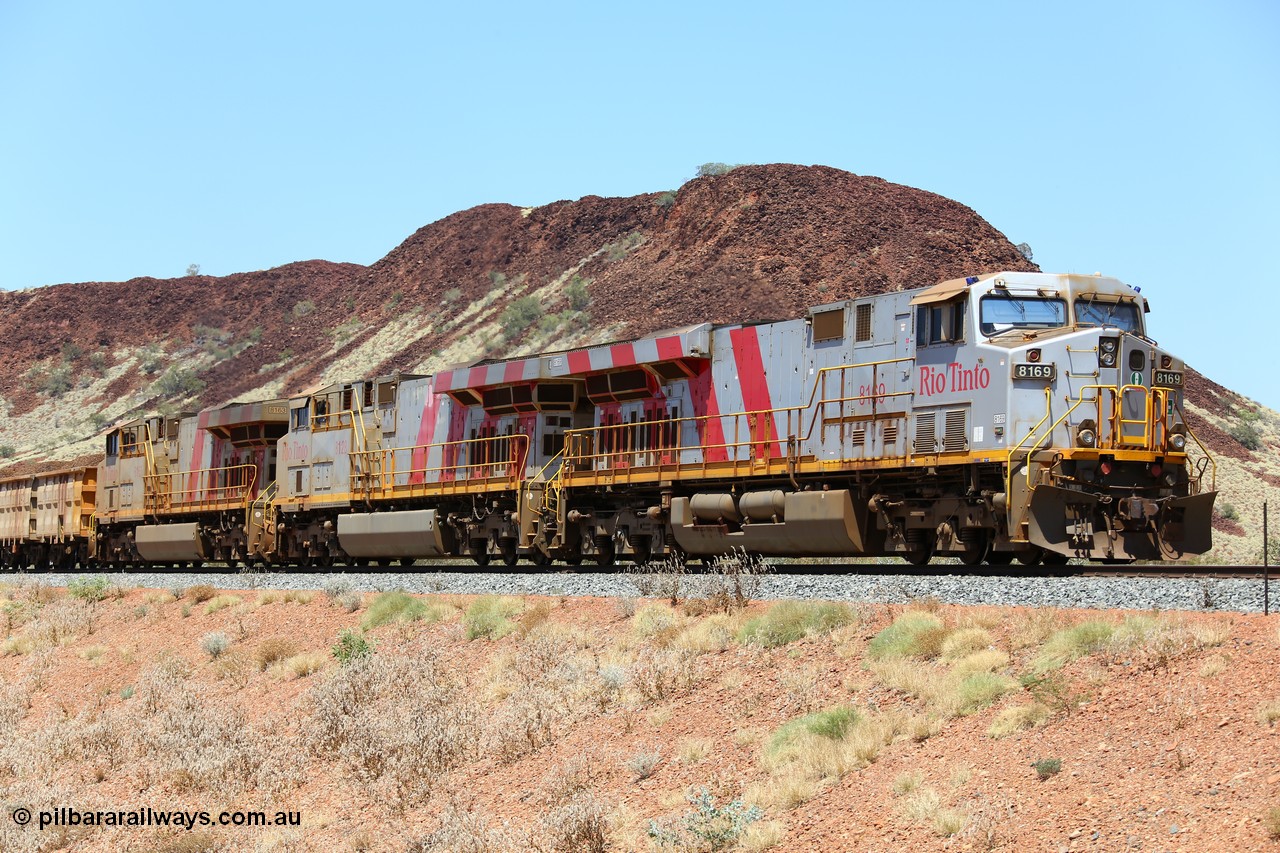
[917,296,967,346]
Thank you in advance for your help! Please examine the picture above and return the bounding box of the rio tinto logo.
[919,362,990,398]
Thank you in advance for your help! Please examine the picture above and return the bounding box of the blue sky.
[2,1,1277,409]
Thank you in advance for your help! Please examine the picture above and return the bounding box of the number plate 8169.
[1013,362,1056,380]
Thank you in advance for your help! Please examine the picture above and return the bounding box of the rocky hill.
[0,164,1274,562]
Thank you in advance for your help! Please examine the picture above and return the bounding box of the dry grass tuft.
[1199,654,1230,678]
[1265,806,1280,841]
[988,703,1051,738]
[940,627,993,662]
[631,603,682,641]
[202,594,241,615]
[1256,699,1280,727]
[255,638,300,671]
[673,613,743,653]
[275,652,327,679]
[676,736,712,765]
[187,584,216,603]
[739,819,786,851]
[893,770,923,796]
[899,787,967,836]
[746,772,825,810]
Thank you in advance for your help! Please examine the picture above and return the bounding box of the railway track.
[9,562,1274,614]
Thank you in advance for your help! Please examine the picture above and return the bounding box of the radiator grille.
[914,413,936,452]
[943,409,967,452]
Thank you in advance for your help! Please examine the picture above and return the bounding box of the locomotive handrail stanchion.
[1022,391,1098,493]
[1004,386,1055,508]
[1171,403,1216,493]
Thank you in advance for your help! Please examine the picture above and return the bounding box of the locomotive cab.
[963,273,1212,562]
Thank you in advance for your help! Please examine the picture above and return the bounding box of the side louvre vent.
[850,425,867,448]
[914,413,936,452]
[883,424,899,446]
[943,409,967,452]
[855,303,872,342]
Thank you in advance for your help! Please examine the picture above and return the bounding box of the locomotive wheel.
[399,558,415,568]
[594,537,615,568]
[1015,546,1044,566]
[903,546,932,566]
[985,551,1014,565]
[499,540,519,567]
[530,549,551,567]
[958,535,989,566]
[903,534,933,566]
[469,540,490,567]
[1041,551,1070,566]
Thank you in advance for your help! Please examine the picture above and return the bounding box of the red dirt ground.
[0,585,1275,852]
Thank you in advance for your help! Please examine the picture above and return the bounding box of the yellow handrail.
[527,450,565,515]
[1173,404,1217,493]
[349,433,530,496]
[144,464,259,512]
[1003,386,1055,501]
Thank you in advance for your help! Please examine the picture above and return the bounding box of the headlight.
[1101,339,1117,353]
[1077,419,1098,448]
[1168,433,1186,452]
[1100,351,1117,367]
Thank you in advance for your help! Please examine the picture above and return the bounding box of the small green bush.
[0,444,14,458]
[1032,620,1115,672]
[500,296,544,339]
[1228,408,1264,450]
[463,596,522,641]
[39,363,74,397]
[565,275,591,311]
[332,628,373,665]
[154,366,205,400]
[767,706,860,758]
[361,591,429,629]
[954,671,1018,715]
[1033,758,1062,780]
[696,162,734,177]
[200,632,230,659]
[68,575,109,602]
[737,601,855,647]
[654,190,677,209]
[647,787,761,852]
[442,287,462,304]
[1217,503,1240,521]
[866,611,947,659]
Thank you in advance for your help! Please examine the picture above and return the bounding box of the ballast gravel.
[23,567,1275,613]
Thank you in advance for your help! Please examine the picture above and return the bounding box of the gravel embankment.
[16,568,1275,613]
